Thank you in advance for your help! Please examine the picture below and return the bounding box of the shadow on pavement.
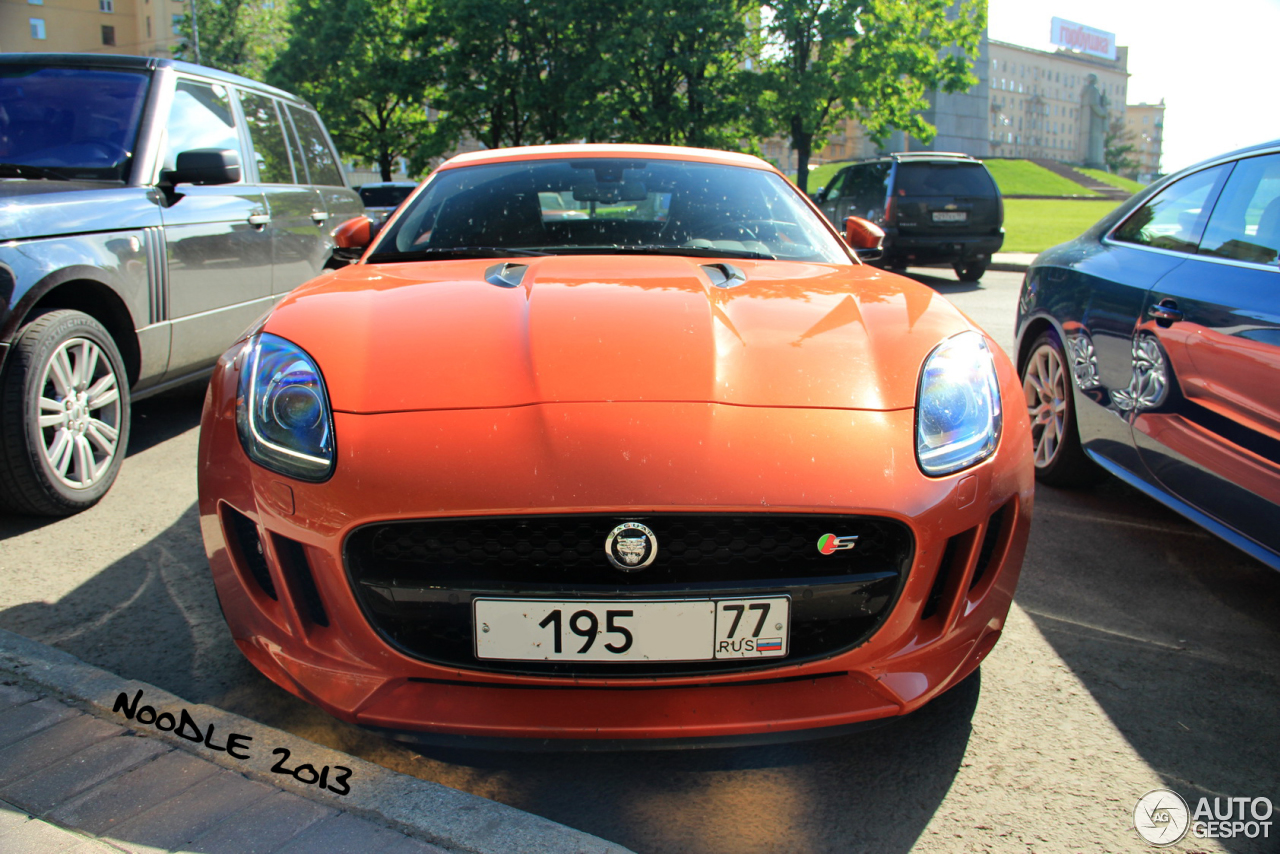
[1018,477,1280,854]
[0,503,981,854]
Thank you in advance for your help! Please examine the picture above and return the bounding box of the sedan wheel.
[0,310,131,515]
[1019,331,1097,486]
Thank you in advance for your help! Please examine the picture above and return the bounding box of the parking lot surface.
[1,268,1277,853]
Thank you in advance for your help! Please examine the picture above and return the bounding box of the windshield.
[371,158,850,264]
[0,65,150,182]
[359,185,416,208]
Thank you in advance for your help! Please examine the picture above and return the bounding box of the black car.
[1015,139,1280,571]
[814,152,1004,281]
[0,54,362,516]
[354,180,417,225]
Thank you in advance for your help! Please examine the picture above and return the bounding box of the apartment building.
[1,0,186,57]
[1125,101,1165,182]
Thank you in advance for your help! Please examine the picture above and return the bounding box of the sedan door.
[1131,151,1280,557]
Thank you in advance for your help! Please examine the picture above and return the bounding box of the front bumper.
[198,349,1033,743]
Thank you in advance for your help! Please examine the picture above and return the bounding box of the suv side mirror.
[844,216,885,262]
[164,149,241,186]
[808,186,825,203]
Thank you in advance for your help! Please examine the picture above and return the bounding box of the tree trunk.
[792,118,813,193]
[379,153,393,182]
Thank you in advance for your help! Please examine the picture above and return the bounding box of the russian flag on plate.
[756,637,783,652]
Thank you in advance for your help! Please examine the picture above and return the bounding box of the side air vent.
[970,503,1010,591]
[224,507,276,600]
[273,535,329,628]
[484,262,529,288]
[701,263,746,289]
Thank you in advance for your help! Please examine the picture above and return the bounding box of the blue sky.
[988,0,1278,173]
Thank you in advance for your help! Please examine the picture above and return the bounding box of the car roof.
[440,144,774,171]
[0,52,309,106]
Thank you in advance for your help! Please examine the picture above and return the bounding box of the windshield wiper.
[555,244,776,261]
[0,163,71,181]
[366,246,551,263]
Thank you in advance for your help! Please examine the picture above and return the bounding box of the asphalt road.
[2,267,1278,854]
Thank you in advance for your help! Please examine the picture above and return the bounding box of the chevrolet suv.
[814,152,1004,281]
[0,54,362,515]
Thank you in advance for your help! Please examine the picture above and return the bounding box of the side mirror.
[808,187,825,203]
[334,215,375,251]
[331,215,380,264]
[165,149,241,186]
[844,216,885,262]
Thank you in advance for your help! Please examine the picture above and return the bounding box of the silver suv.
[0,54,362,515]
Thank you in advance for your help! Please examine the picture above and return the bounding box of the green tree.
[269,0,439,182]
[174,0,290,81]
[413,0,757,161]
[587,0,757,148]
[1105,117,1139,175]
[413,0,605,154]
[758,0,984,192]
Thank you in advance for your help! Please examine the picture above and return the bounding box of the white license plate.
[474,597,790,662]
[932,211,967,222]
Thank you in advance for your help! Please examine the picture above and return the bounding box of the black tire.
[1019,330,1099,487]
[0,310,131,515]
[955,262,986,282]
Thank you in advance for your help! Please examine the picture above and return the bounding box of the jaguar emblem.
[605,522,657,572]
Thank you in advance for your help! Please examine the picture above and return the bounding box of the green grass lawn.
[983,159,1100,197]
[1076,167,1146,195]
[1002,199,1120,253]
[792,161,849,194]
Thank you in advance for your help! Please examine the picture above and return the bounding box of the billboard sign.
[1050,17,1117,61]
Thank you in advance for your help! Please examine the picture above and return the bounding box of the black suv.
[0,54,362,515]
[814,152,1004,281]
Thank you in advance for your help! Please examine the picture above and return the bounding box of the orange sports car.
[197,145,1034,748]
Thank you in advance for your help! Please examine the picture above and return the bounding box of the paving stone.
[64,841,132,854]
[48,749,219,835]
[184,789,337,854]
[0,798,36,840]
[377,832,456,854]
[0,813,99,854]
[1,733,170,815]
[273,812,411,854]
[0,683,39,710]
[102,769,273,853]
[0,699,78,750]
[0,714,122,788]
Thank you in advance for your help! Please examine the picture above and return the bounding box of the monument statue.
[1082,73,1110,169]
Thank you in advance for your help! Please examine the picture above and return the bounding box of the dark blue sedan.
[1015,140,1280,571]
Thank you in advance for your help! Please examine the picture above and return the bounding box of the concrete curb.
[0,628,633,854]
[987,261,1031,273]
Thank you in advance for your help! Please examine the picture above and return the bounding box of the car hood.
[0,181,159,240]
[264,255,976,413]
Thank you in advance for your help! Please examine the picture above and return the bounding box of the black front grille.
[345,513,913,676]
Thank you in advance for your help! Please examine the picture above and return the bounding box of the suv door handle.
[247,213,271,227]
[1149,299,1183,323]
[310,211,330,224]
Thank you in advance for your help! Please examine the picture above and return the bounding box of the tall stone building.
[986,39,1129,164]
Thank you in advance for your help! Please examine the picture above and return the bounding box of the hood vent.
[701,262,746,289]
[485,262,529,288]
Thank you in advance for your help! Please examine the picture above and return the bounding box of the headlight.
[916,331,1002,476]
[236,333,334,481]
